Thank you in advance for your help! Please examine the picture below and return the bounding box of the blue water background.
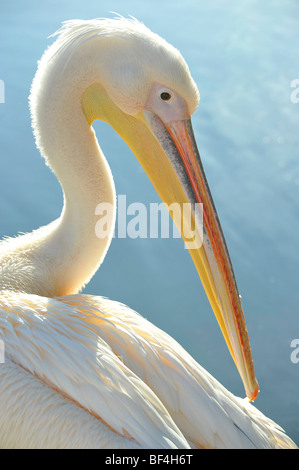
[0,0,298,444]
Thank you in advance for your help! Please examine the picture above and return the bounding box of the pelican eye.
[160,91,172,101]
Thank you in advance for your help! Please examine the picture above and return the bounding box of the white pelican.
[0,17,296,449]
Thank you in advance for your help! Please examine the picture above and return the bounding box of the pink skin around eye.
[144,82,190,124]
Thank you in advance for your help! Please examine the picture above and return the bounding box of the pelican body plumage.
[0,17,296,449]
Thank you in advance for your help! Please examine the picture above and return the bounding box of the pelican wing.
[59,294,296,449]
[0,291,189,449]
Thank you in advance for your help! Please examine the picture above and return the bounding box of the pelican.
[0,17,296,449]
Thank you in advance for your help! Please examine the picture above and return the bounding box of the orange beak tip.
[248,382,259,402]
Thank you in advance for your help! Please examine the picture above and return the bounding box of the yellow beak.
[82,82,259,401]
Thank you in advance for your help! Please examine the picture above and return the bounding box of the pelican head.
[30,17,258,401]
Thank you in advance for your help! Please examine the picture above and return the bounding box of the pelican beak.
[81,82,258,401]
[142,112,259,402]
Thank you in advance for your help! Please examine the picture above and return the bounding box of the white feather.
[0,292,295,448]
